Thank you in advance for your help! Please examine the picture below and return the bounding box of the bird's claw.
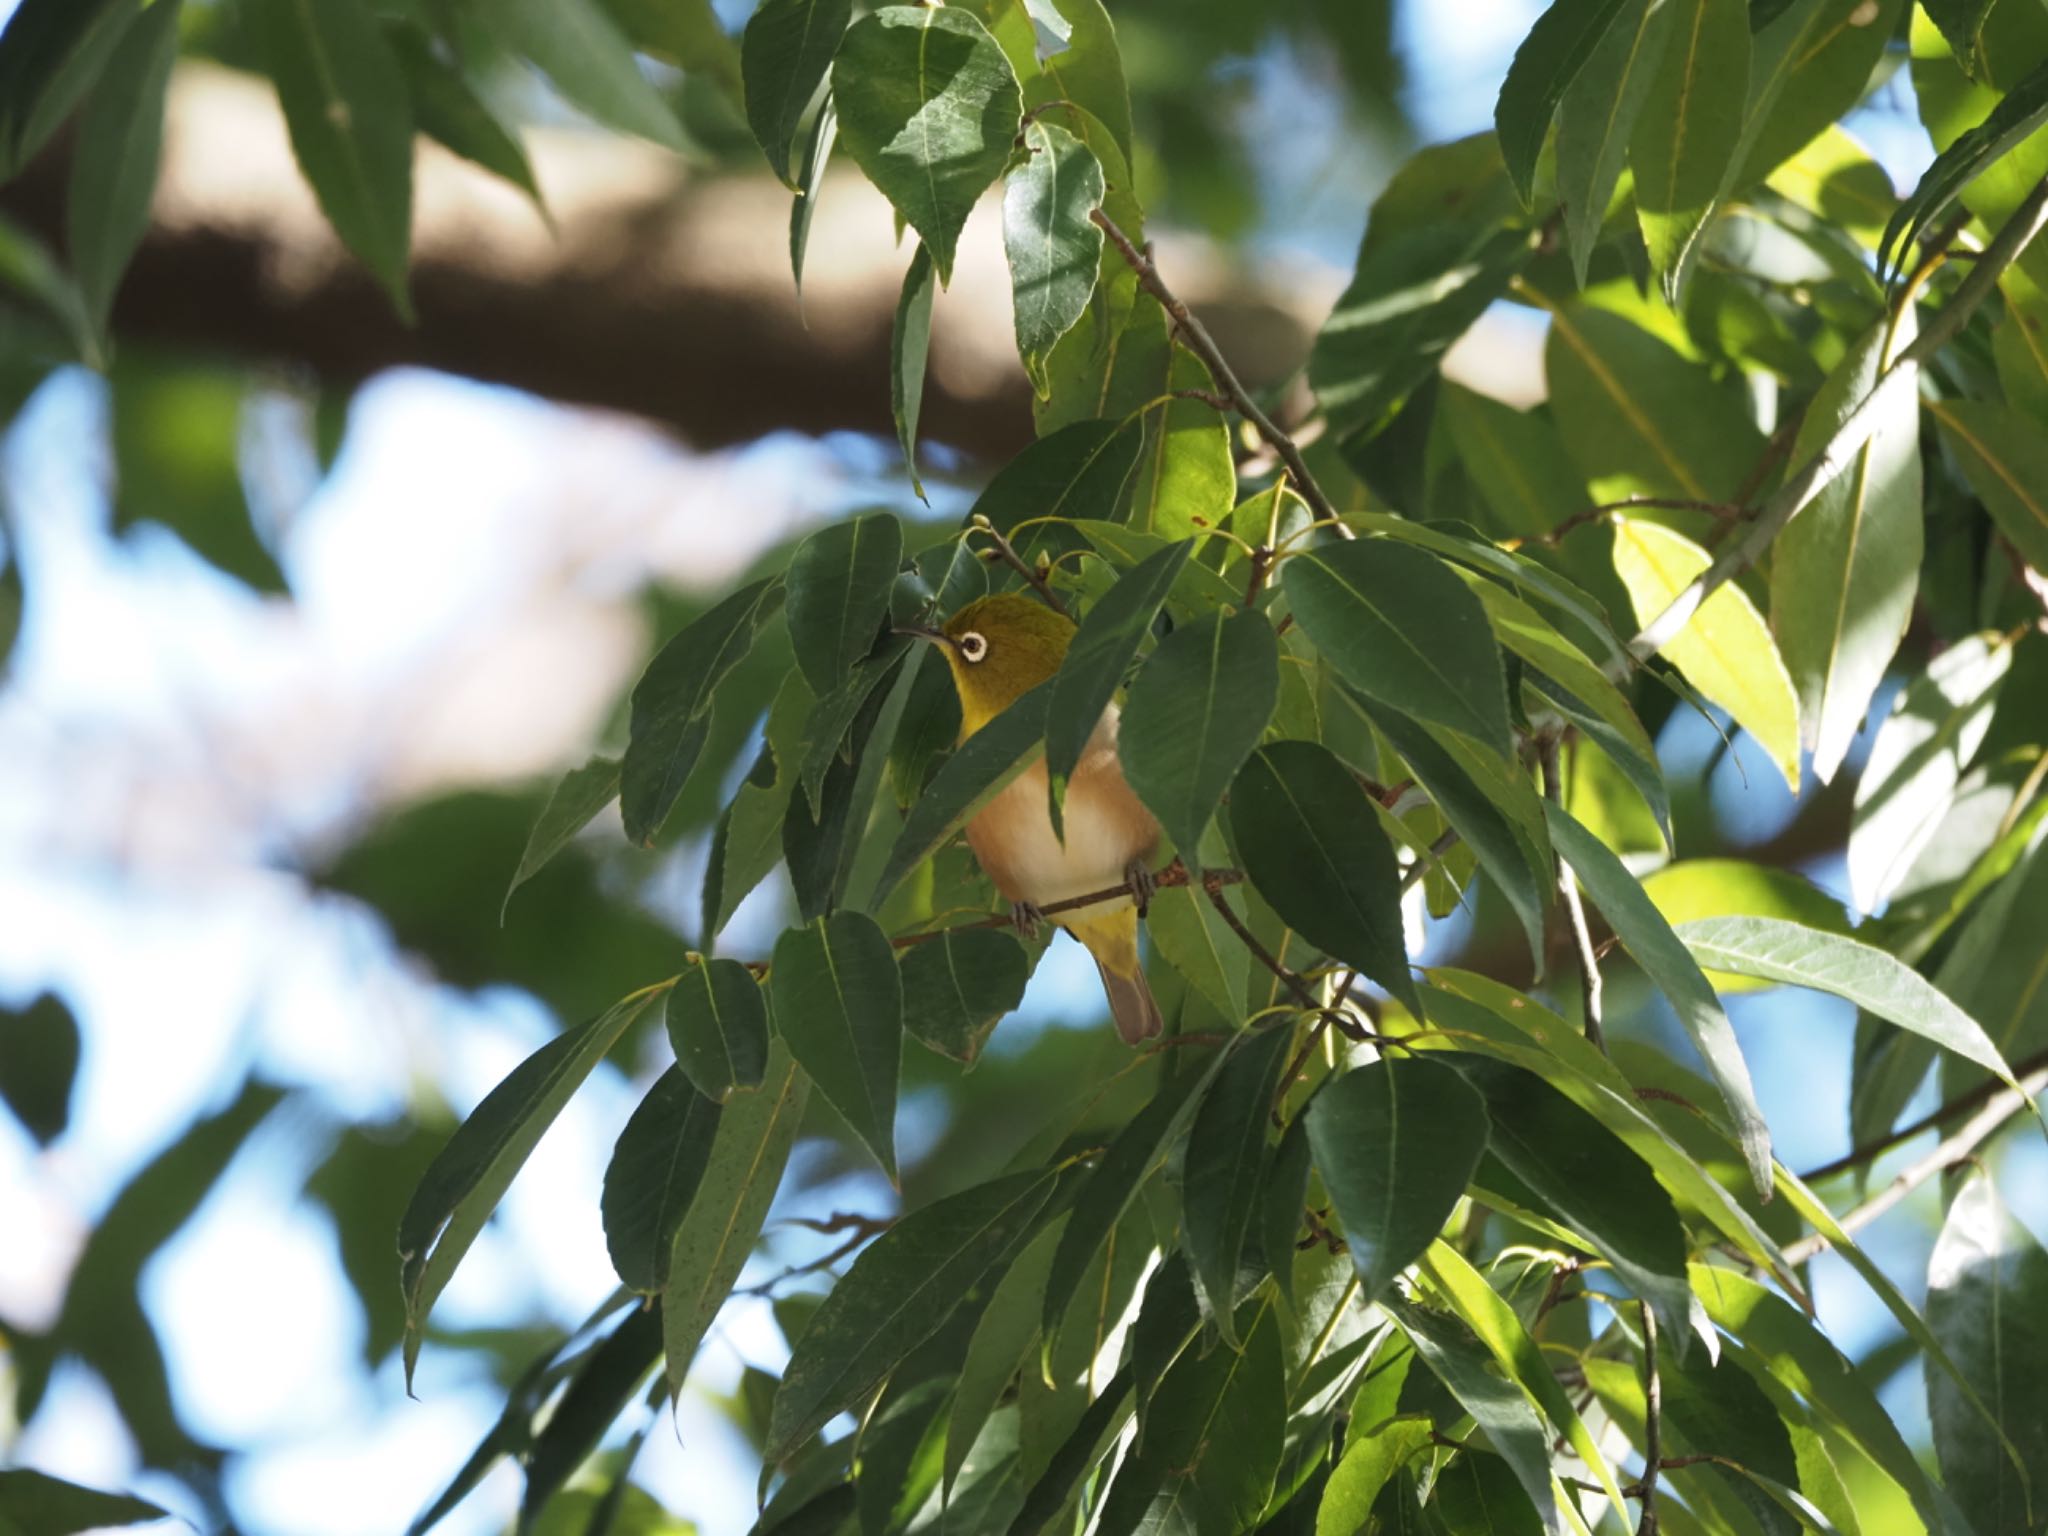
[1010,900,1046,940]
[1123,857,1157,918]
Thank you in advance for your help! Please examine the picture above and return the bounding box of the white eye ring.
[958,631,988,663]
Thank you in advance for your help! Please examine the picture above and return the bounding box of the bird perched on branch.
[899,592,1163,1044]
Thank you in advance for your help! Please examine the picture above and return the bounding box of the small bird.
[900,592,1164,1044]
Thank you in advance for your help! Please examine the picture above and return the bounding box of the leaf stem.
[970,515,1071,619]
[1539,737,1606,1053]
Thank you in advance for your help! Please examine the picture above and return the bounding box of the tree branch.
[1205,883,1322,1011]
[1507,495,1742,552]
[888,860,1241,948]
[971,515,1071,618]
[1799,1044,2048,1183]
[1637,1301,1663,1536]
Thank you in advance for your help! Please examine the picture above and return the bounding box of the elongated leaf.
[1494,0,1635,204]
[1932,398,2048,573]
[1284,540,1513,760]
[1631,0,1749,298]
[0,1469,167,1534]
[666,954,770,1103]
[65,0,178,334]
[1546,803,1772,1196]
[1261,1113,1312,1308]
[1639,860,1847,992]
[1145,870,1249,1024]
[1119,609,1278,867]
[832,6,1022,284]
[1306,1057,1489,1304]
[771,913,903,1181]
[1315,1417,1434,1536]
[498,0,688,152]
[663,1041,807,1398]
[258,0,415,317]
[1126,336,1237,540]
[1882,57,2048,279]
[870,678,1051,905]
[799,643,906,813]
[788,512,904,698]
[1676,915,2038,1108]
[1923,0,2000,79]
[389,25,543,206]
[768,1169,1055,1461]
[1390,1304,1560,1531]
[601,1068,722,1294]
[1182,1029,1292,1339]
[621,578,784,845]
[518,1306,663,1531]
[789,96,836,293]
[705,673,812,940]
[1046,539,1191,813]
[1010,1365,1135,1536]
[1556,0,1666,285]
[1473,578,1655,769]
[946,1217,1062,1497]
[0,0,138,182]
[1004,119,1105,395]
[898,927,1032,1065]
[970,417,1143,547]
[891,247,935,498]
[1612,516,1800,792]
[502,756,621,921]
[1772,317,1923,784]
[399,988,662,1384]
[742,0,852,185]
[1230,741,1417,1013]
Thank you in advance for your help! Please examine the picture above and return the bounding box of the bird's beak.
[892,625,953,651]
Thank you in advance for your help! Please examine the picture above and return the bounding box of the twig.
[1800,1044,2048,1182]
[1399,827,1462,894]
[1171,386,1235,412]
[1629,173,2048,662]
[1637,1302,1662,1536]
[1510,496,1743,551]
[1093,209,1349,534]
[1207,884,1322,1011]
[1780,1061,2048,1267]
[1245,543,1275,606]
[889,861,1243,948]
[1540,738,1606,1052]
[970,514,1070,619]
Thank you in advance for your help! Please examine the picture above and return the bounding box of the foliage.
[6,0,2048,1534]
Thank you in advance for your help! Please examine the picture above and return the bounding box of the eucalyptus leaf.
[0,1469,167,1536]
[389,25,544,206]
[1181,1028,1292,1339]
[1556,0,1666,285]
[770,913,903,1182]
[891,247,935,498]
[498,0,689,153]
[0,0,139,183]
[1494,0,1636,204]
[742,0,852,186]
[1932,398,2048,574]
[787,512,905,698]
[600,1068,722,1294]
[1004,120,1105,395]
[1631,0,1749,299]
[502,756,621,921]
[666,954,770,1103]
[898,927,1032,1065]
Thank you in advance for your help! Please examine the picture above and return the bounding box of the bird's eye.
[958,631,988,663]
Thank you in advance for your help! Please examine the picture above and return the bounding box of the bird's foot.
[1123,857,1157,918]
[1010,900,1046,940]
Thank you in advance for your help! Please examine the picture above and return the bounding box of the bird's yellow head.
[909,592,1074,739]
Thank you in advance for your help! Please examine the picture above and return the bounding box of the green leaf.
[1314,1417,1434,1536]
[767,1168,1055,1462]
[1126,337,1238,540]
[663,1041,808,1399]
[1556,0,1666,285]
[1675,915,2040,1110]
[1389,1304,1560,1532]
[1023,0,1134,167]
[1454,1054,1693,1352]
[1630,0,1749,299]
[1546,803,1773,1197]
[502,756,621,922]
[498,0,690,153]
[787,512,904,698]
[705,673,813,940]
[1145,870,1249,1024]
[518,1307,664,1533]
[1925,1171,2048,1536]
[398,988,662,1385]
[1471,577,1655,771]
[770,913,903,1182]
[1118,610,1278,868]
[1738,0,1906,189]
[666,954,770,1103]
[831,6,1022,285]
[799,643,908,813]
[64,0,178,335]
[1306,1057,1489,1304]
[621,578,784,845]
[1494,0,1635,205]
[789,96,837,294]
[1638,860,1846,990]
[1261,1113,1312,1309]
[1882,56,2048,278]
[870,677,1051,906]
[967,416,1143,546]
[898,927,1032,1065]
[1009,1365,1135,1536]
[1283,540,1514,760]
[741,0,851,185]
[1004,119,1105,396]
[0,994,78,1148]
[1182,1029,1292,1338]
[0,0,138,183]
[1772,318,1923,785]
[1230,741,1418,1014]
[257,0,415,318]
[600,1068,721,1294]
[389,25,544,207]
[1932,398,2048,574]
[1612,516,1800,791]
[1922,0,2000,79]
[946,1216,1062,1497]
[891,247,936,498]
[0,1468,168,1536]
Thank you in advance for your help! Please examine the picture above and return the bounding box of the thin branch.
[1171,386,1235,412]
[889,861,1242,948]
[1207,883,1322,1011]
[1540,737,1606,1052]
[970,514,1071,619]
[1800,1044,2048,1182]
[1780,1060,2048,1267]
[1629,172,2048,662]
[1093,209,1349,534]
[1637,1302,1663,1536]
[1509,496,1742,552]
[1400,826,1462,894]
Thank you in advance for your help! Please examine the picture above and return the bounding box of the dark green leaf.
[518,1305,663,1532]
[1182,1028,1292,1339]
[664,1041,808,1398]
[399,988,662,1384]
[891,248,935,498]
[1261,1113,1312,1309]
[1882,57,2048,278]
[789,96,837,293]
[767,1169,1055,1461]
[706,673,812,940]
[831,6,1022,284]
[1230,741,1418,1014]
[602,1069,722,1295]
[0,993,78,1147]
[666,954,770,1103]
[1923,0,2000,78]
[946,1217,1061,1497]
[0,1469,167,1536]
[621,578,784,845]
[1652,1332,1802,1536]
[1555,0,1664,283]
[788,512,904,698]
[502,756,621,921]
[257,0,415,317]
[498,0,690,153]
[0,0,138,183]
[799,643,906,813]
[1005,119,1105,395]
[1009,1365,1134,1536]
[1630,0,1749,299]
[1306,1058,1488,1304]
[787,649,918,920]
[64,0,178,334]
[1128,1251,1201,1429]
[1118,610,1278,868]
[1284,540,1512,760]
[770,913,904,1181]
[967,417,1143,547]
[1494,0,1634,204]
[390,26,544,206]
[1545,803,1772,1198]
[1736,0,1905,189]
[742,0,852,185]
[1933,398,2048,574]
[899,927,1032,1065]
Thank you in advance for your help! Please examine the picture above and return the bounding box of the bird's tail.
[1067,910,1162,1046]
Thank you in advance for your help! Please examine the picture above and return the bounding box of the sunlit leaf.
[1494,0,1635,205]
[891,247,935,497]
[1630,0,1748,299]
[1004,120,1105,395]
[502,756,621,921]
[1556,0,1665,285]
